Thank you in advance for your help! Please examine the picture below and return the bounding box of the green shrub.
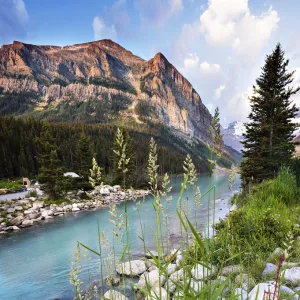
[25,189,38,198]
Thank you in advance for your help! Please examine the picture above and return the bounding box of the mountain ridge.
[0,39,212,143]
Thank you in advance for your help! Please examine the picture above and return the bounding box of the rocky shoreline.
[0,185,149,234]
[98,247,300,300]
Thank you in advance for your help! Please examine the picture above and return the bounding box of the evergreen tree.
[74,132,94,178]
[89,157,102,187]
[241,44,300,186]
[36,123,64,199]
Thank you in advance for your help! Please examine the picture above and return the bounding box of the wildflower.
[148,137,159,192]
[183,154,197,186]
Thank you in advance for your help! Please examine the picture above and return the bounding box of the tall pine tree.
[241,44,300,186]
[36,122,65,199]
[74,132,94,179]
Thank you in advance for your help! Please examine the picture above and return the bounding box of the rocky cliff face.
[0,39,212,142]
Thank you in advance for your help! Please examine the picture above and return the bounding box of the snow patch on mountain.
[222,121,246,153]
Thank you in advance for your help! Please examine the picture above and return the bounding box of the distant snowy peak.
[223,121,246,136]
[222,121,246,153]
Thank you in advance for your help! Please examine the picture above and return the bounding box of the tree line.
[0,117,216,187]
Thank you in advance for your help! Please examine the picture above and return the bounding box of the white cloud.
[135,0,183,27]
[92,16,117,40]
[292,68,300,108]
[183,53,199,69]
[0,0,28,43]
[14,0,28,23]
[200,61,221,73]
[199,0,279,63]
[170,0,183,15]
[215,84,226,99]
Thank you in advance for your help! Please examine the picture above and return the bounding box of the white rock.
[169,268,184,282]
[189,279,204,293]
[191,263,216,280]
[176,254,183,265]
[22,220,33,227]
[166,264,177,275]
[284,267,300,286]
[100,187,110,195]
[222,265,242,276]
[248,282,275,300]
[235,274,255,291]
[32,201,44,209]
[5,225,19,231]
[145,270,166,288]
[55,206,63,212]
[7,207,15,213]
[262,263,277,277]
[234,288,247,300]
[116,260,147,276]
[12,216,24,225]
[280,285,299,300]
[103,290,128,300]
[14,206,23,211]
[165,278,177,293]
[41,211,49,218]
[72,207,80,212]
[145,287,167,300]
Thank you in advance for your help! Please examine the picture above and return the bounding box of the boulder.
[191,263,216,280]
[28,213,41,219]
[103,290,128,300]
[165,278,177,293]
[32,201,44,209]
[22,220,33,227]
[284,267,300,286]
[5,226,19,231]
[12,216,24,226]
[248,282,275,300]
[113,185,121,192]
[280,285,299,300]
[145,287,167,300]
[222,265,242,276]
[189,279,204,293]
[262,263,277,278]
[116,260,147,276]
[235,274,255,291]
[176,254,183,265]
[169,268,185,282]
[105,274,121,286]
[166,264,177,275]
[14,206,23,211]
[7,207,15,213]
[234,288,247,300]
[100,187,110,195]
[72,207,80,212]
[142,270,166,288]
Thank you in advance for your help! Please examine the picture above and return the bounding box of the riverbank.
[93,170,300,300]
[0,185,149,234]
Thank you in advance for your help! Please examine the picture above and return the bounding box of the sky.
[1,0,300,125]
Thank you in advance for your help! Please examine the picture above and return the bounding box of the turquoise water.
[0,173,240,300]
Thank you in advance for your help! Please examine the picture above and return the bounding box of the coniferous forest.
[0,116,235,185]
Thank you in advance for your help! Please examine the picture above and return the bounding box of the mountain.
[0,39,239,175]
[0,39,212,143]
[221,121,245,153]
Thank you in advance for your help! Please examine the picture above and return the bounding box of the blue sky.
[1,0,300,124]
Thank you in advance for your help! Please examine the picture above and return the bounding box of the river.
[0,173,240,300]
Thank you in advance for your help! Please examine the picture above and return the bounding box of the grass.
[0,180,22,190]
[69,131,300,299]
